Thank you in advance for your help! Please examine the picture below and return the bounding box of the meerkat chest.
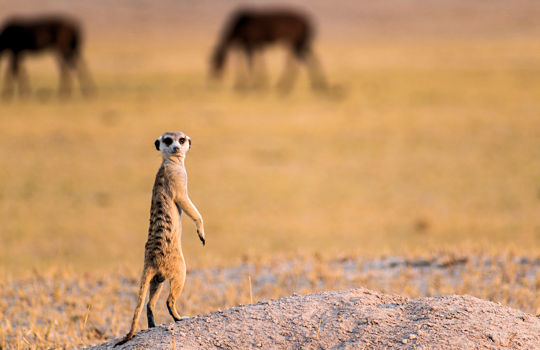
[164,164,188,200]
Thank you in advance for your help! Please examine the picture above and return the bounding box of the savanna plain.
[0,0,539,348]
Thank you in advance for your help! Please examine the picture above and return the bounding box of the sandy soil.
[89,288,540,349]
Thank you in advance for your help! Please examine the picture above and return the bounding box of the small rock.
[402,339,408,344]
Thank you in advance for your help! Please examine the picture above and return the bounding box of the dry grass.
[0,0,540,348]
[0,253,538,348]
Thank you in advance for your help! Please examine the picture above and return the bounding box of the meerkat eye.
[163,137,173,146]
[179,138,186,144]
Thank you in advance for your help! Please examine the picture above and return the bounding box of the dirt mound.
[90,288,540,349]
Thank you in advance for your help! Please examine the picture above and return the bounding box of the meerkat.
[115,131,206,347]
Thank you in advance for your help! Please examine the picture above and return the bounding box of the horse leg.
[245,47,258,89]
[74,56,96,97]
[305,50,328,91]
[253,51,269,90]
[2,54,17,100]
[234,45,252,91]
[3,53,29,98]
[277,51,299,94]
[17,59,31,98]
[57,55,73,98]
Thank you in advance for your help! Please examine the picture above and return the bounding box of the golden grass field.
[0,0,539,348]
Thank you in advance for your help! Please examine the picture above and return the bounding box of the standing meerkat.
[115,131,206,347]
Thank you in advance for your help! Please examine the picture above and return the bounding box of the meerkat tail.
[115,268,154,347]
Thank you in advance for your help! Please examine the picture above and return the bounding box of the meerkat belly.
[145,199,183,269]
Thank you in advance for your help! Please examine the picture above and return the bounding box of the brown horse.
[211,8,327,92]
[0,15,94,99]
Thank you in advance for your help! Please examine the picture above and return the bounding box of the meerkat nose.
[172,146,180,152]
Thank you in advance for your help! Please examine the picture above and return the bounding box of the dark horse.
[0,15,94,99]
[211,8,327,92]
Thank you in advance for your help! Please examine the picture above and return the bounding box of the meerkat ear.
[154,138,161,151]
[188,139,192,149]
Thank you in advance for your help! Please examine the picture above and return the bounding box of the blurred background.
[1,0,540,276]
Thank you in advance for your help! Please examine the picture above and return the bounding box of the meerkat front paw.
[197,229,206,246]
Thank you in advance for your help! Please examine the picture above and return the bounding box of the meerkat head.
[154,131,191,159]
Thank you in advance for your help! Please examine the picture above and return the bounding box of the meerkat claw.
[197,230,206,245]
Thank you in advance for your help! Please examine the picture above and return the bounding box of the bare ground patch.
[92,288,540,349]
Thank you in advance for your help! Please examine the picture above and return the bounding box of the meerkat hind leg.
[166,273,186,321]
[146,274,165,328]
